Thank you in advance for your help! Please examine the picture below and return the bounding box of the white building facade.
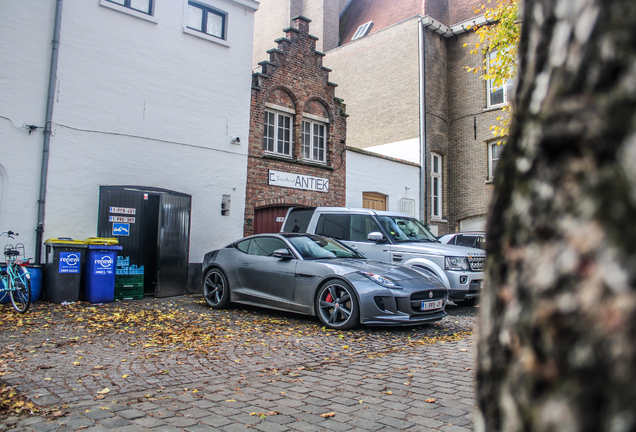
[0,0,258,296]
[345,148,422,228]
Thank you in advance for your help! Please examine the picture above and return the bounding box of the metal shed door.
[155,193,191,297]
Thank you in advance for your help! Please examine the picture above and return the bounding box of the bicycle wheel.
[10,267,31,314]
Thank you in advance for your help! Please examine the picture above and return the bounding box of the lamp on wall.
[231,136,241,145]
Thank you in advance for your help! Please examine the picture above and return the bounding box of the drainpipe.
[418,17,428,224]
[36,0,63,264]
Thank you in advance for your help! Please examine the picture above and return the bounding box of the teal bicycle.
[1,231,31,313]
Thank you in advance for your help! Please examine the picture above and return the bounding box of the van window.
[349,215,382,242]
[282,208,315,233]
[316,214,349,239]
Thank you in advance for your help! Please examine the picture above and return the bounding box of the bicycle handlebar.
[1,231,18,239]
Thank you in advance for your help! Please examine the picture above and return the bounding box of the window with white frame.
[301,120,327,163]
[264,111,292,157]
[431,153,442,219]
[103,0,153,15]
[352,21,373,41]
[488,141,503,180]
[187,1,226,39]
[487,50,515,107]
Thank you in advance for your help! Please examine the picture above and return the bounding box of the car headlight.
[357,271,403,289]
[445,256,469,271]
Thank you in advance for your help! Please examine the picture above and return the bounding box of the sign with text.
[59,252,81,274]
[109,207,136,215]
[109,216,135,223]
[268,170,329,193]
[92,254,114,276]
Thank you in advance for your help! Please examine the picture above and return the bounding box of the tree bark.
[476,0,636,431]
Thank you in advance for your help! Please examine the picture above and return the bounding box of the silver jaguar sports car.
[202,233,448,329]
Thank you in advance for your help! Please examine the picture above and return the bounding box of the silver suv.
[281,207,485,305]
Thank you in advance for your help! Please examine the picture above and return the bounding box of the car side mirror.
[367,232,385,242]
[272,248,294,260]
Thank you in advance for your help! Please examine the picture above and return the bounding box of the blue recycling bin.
[82,245,122,303]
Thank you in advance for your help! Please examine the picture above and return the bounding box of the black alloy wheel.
[316,280,359,330]
[203,268,230,309]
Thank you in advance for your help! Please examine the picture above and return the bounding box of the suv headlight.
[357,271,403,289]
[445,256,469,271]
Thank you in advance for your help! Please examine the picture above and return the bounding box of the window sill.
[483,105,505,113]
[183,27,230,47]
[484,179,494,184]
[430,218,448,224]
[262,154,334,170]
[99,0,158,23]
[263,151,293,160]
[301,158,327,166]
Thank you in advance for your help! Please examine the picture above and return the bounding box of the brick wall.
[252,0,351,67]
[245,16,348,236]
[449,0,484,25]
[324,18,421,149]
[446,30,500,232]
[423,29,450,235]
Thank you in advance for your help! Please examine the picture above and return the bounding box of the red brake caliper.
[326,293,333,303]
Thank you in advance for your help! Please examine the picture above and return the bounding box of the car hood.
[391,242,485,257]
[308,258,426,281]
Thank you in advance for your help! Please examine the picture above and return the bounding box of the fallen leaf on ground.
[97,388,110,394]
[425,398,436,403]
[320,412,335,418]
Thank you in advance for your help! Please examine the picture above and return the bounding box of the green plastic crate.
[115,274,144,285]
[115,282,143,300]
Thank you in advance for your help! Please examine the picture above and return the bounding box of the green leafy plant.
[464,0,520,139]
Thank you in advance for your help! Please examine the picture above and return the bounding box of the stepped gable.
[252,16,339,97]
[244,15,348,237]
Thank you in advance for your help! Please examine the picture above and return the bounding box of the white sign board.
[109,216,136,223]
[110,207,136,215]
[268,170,329,193]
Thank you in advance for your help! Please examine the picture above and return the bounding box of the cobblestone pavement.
[0,295,477,431]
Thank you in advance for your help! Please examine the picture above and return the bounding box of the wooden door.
[253,207,290,234]
[362,192,387,211]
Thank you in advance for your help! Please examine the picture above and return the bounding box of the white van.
[282,207,485,305]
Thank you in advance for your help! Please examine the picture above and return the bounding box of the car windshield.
[377,216,438,243]
[288,235,363,260]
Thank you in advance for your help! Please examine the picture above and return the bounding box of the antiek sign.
[268,170,329,193]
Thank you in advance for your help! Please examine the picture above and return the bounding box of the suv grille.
[468,255,485,271]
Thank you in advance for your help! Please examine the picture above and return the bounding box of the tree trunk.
[476,0,636,431]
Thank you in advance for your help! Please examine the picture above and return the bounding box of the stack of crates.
[115,256,144,300]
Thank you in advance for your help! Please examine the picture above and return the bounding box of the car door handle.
[241,262,249,267]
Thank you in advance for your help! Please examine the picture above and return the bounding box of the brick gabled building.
[244,16,347,236]
[253,0,513,236]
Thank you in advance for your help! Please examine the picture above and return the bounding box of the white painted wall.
[363,138,421,164]
[0,0,257,263]
[346,149,420,214]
